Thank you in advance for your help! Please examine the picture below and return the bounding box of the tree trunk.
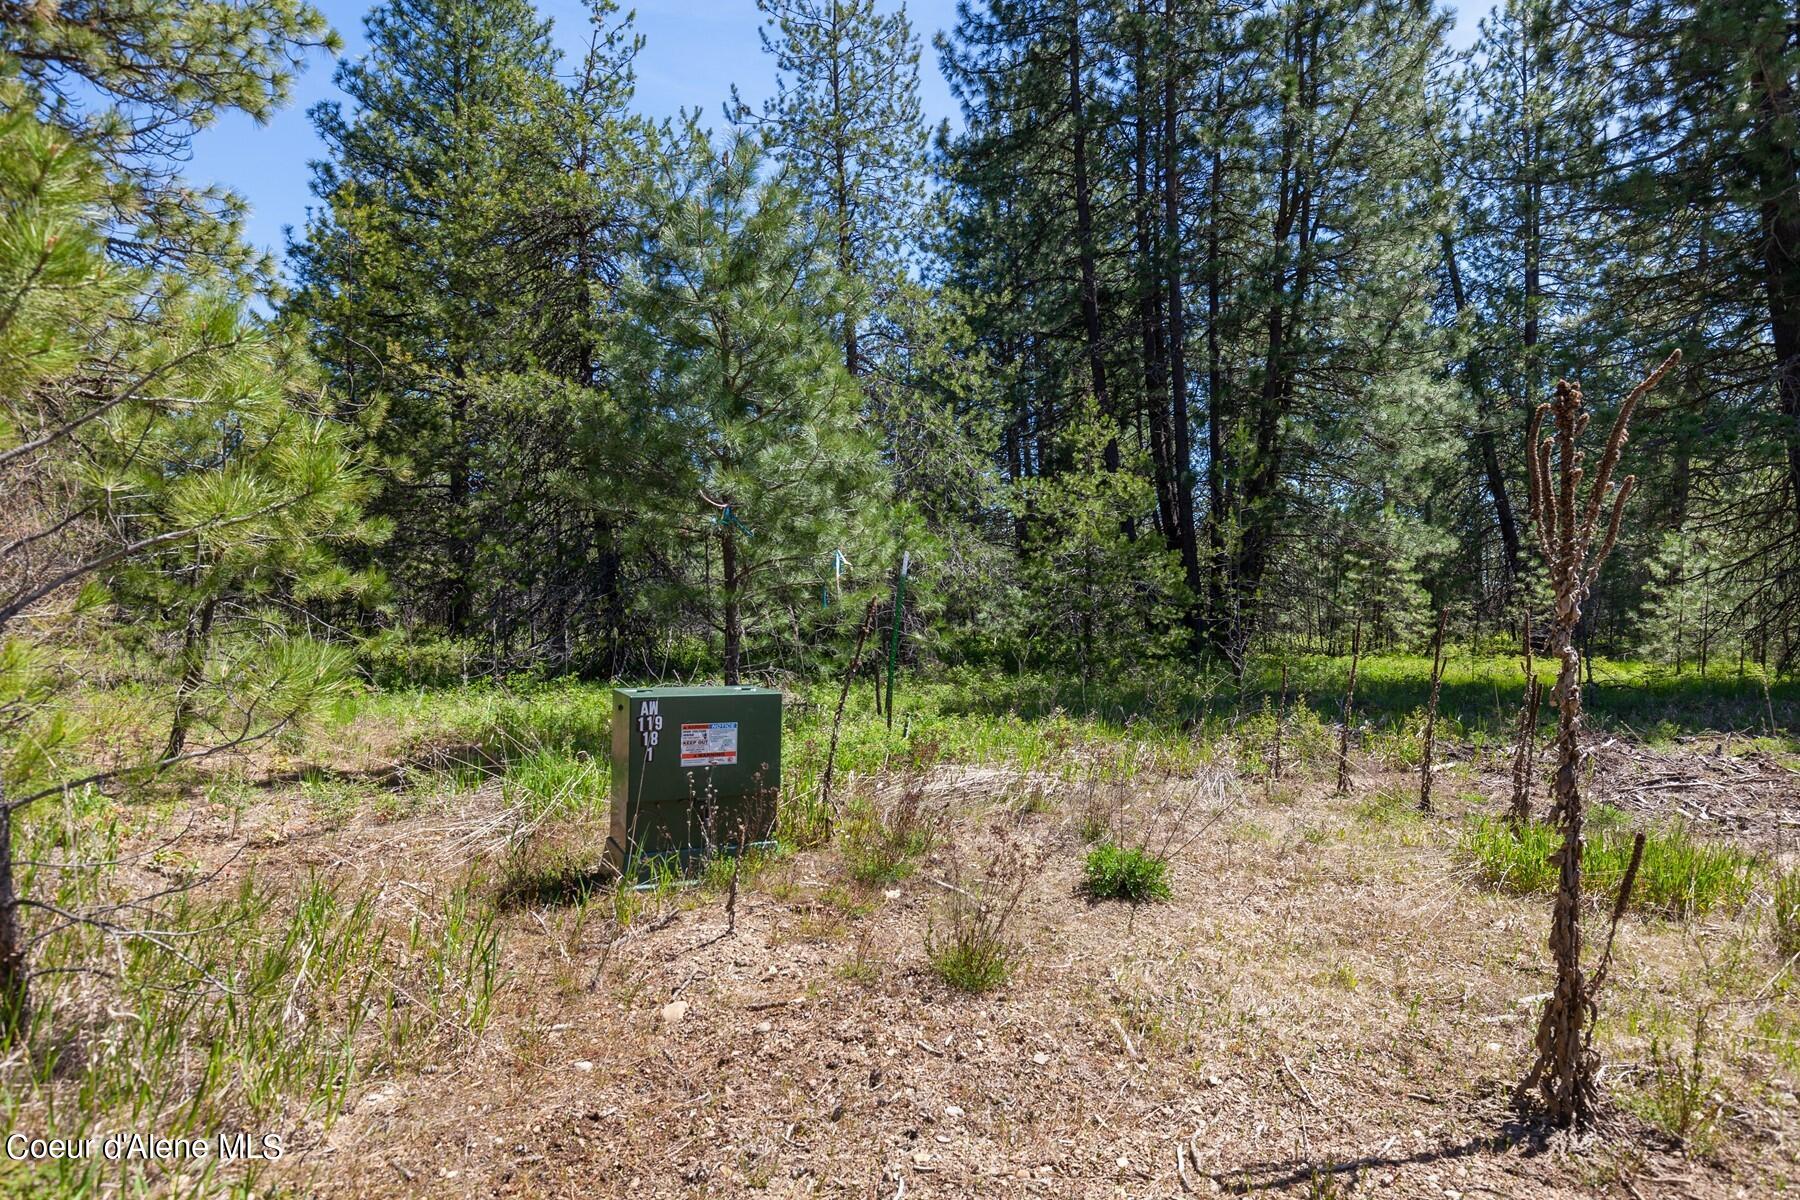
[594,523,622,678]
[447,368,473,637]
[1133,20,1177,544]
[1163,0,1204,650]
[829,3,859,377]
[1511,611,1541,824]
[1336,615,1362,795]
[1227,10,1315,666]
[1419,606,1448,812]
[821,597,879,817]
[1067,7,1111,442]
[1203,71,1229,655]
[1758,158,1800,528]
[722,527,742,686]
[1442,230,1521,579]
[164,595,217,762]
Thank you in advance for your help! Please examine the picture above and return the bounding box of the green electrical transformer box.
[607,686,782,868]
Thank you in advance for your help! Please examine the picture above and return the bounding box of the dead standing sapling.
[1419,606,1448,812]
[1336,615,1363,795]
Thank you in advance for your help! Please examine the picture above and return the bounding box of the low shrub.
[1082,842,1171,903]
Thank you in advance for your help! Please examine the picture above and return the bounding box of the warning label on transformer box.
[680,722,738,767]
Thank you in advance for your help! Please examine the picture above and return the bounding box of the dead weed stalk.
[1516,350,1679,1130]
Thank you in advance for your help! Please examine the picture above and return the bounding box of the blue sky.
[190,0,1487,268]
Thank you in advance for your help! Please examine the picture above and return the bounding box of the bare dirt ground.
[149,731,1800,1200]
[1586,735,1800,852]
[66,719,1785,1194]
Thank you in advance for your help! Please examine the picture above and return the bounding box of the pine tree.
[733,0,928,378]
[290,0,559,636]
[1567,0,1800,668]
[0,87,366,1034]
[940,0,1455,668]
[288,0,656,670]
[1636,529,1746,676]
[3,0,338,280]
[938,0,1147,568]
[1201,0,1451,664]
[1443,0,1619,611]
[1012,404,1188,685]
[615,131,885,684]
[98,327,385,759]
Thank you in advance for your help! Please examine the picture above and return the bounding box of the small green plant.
[1082,842,1171,903]
[1628,1009,1722,1155]
[1009,782,1057,817]
[700,841,780,892]
[838,927,881,985]
[926,833,1032,994]
[820,882,875,917]
[927,908,1021,994]
[1304,1167,1354,1200]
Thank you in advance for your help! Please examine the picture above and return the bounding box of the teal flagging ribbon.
[715,505,753,539]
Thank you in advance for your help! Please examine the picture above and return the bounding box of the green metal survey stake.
[885,551,909,731]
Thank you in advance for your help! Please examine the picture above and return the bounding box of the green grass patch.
[1351,785,1423,827]
[837,792,937,885]
[1081,842,1172,903]
[1774,869,1800,959]
[6,862,503,1197]
[1458,811,1759,917]
[926,906,1022,993]
[1239,653,1799,752]
[502,748,607,818]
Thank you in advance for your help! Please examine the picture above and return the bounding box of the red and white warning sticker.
[679,721,738,767]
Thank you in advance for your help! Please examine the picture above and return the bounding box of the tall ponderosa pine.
[1204,0,1450,664]
[1562,0,1800,667]
[733,0,928,378]
[289,0,655,671]
[940,0,1453,670]
[938,0,1151,651]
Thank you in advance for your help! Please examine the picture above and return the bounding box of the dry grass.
[4,700,1798,1198]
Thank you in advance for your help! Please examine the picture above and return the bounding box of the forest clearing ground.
[98,707,1797,1200]
[7,676,1800,1199]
